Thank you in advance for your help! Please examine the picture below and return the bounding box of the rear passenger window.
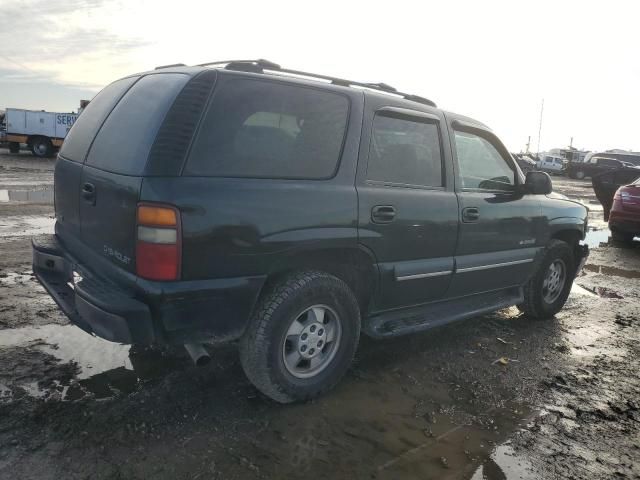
[185,79,349,179]
[367,113,443,187]
[86,73,190,175]
[60,76,138,162]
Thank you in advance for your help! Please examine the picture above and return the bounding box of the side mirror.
[525,171,552,195]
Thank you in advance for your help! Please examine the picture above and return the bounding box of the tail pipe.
[184,343,211,367]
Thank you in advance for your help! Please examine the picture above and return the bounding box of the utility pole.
[536,99,544,156]
[569,137,573,149]
[525,136,531,153]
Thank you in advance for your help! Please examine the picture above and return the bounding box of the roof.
[154,59,437,108]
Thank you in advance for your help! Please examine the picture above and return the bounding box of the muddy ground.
[0,150,638,479]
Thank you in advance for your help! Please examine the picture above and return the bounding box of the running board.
[364,287,524,338]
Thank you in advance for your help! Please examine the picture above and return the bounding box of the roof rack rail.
[196,59,436,107]
[154,63,187,70]
[197,59,281,69]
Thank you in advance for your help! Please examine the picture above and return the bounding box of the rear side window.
[367,113,443,187]
[185,79,349,179]
[86,73,190,175]
[60,76,138,162]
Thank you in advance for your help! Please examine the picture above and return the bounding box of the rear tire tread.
[239,270,360,403]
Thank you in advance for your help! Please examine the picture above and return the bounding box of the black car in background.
[568,156,640,180]
[33,60,589,402]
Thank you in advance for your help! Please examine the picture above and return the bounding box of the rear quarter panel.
[140,177,359,280]
[140,85,364,281]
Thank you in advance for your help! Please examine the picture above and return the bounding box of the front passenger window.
[454,131,515,191]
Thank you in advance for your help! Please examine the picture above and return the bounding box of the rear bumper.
[609,211,640,235]
[33,235,154,344]
[33,234,265,345]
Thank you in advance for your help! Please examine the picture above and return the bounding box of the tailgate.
[78,73,190,273]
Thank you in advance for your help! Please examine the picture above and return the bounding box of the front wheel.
[519,240,575,319]
[239,271,360,403]
[574,170,586,180]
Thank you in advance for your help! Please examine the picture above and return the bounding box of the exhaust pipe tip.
[184,343,211,367]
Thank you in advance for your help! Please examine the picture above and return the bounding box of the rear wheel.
[30,137,53,158]
[519,240,575,319]
[239,271,360,403]
[8,142,19,154]
[574,170,586,180]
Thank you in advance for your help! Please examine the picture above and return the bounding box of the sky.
[1,0,638,153]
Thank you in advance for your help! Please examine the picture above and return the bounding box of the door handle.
[372,205,396,223]
[81,182,96,205]
[462,207,480,222]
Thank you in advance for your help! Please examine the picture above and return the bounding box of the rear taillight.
[136,204,181,281]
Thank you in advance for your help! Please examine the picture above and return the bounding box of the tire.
[611,230,635,244]
[239,271,361,403]
[8,142,19,154]
[574,170,585,180]
[519,240,575,319]
[30,137,53,158]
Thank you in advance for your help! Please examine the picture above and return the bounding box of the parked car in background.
[32,59,589,403]
[592,168,640,220]
[568,156,640,180]
[512,153,538,173]
[537,154,566,175]
[587,151,640,167]
[609,178,640,243]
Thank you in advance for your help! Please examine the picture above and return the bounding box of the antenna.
[536,99,544,155]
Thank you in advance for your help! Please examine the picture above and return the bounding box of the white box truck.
[5,108,79,157]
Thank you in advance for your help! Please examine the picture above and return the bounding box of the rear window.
[185,79,349,179]
[86,73,190,175]
[60,76,138,162]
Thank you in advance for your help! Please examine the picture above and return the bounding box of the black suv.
[33,60,589,403]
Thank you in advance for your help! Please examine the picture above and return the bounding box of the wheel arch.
[550,226,585,267]
[259,246,379,316]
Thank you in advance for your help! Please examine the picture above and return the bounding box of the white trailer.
[5,108,79,157]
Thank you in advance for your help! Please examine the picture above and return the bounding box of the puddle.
[0,324,185,401]
[0,324,132,379]
[470,443,537,479]
[583,227,611,248]
[370,401,538,479]
[0,215,55,237]
[0,186,53,203]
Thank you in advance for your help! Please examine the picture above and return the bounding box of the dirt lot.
[0,150,638,479]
